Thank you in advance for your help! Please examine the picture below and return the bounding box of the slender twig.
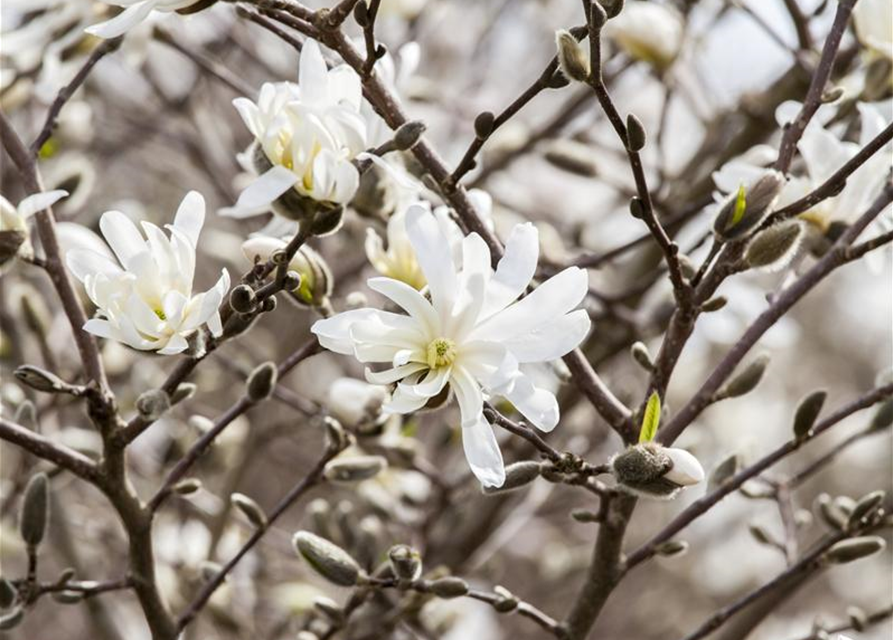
[0,418,99,481]
[152,27,256,96]
[787,603,893,640]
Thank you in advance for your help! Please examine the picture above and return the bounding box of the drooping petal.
[298,40,329,105]
[365,362,428,384]
[452,366,505,486]
[17,190,69,219]
[85,0,156,39]
[502,373,560,432]
[158,333,189,355]
[82,318,114,339]
[219,166,298,218]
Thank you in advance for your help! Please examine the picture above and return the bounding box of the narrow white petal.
[158,334,189,355]
[66,248,122,282]
[17,190,68,219]
[82,318,113,339]
[172,191,205,247]
[404,204,458,318]
[367,277,439,335]
[365,363,427,384]
[484,222,538,317]
[502,309,591,363]
[220,166,298,217]
[99,210,146,268]
[85,0,156,39]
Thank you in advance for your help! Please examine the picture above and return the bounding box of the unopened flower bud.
[199,561,223,582]
[700,296,727,312]
[327,378,388,428]
[663,447,705,486]
[388,544,422,581]
[629,196,645,219]
[870,399,893,431]
[492,585,519,612]
[848,490,885,528]
[246,362,277,402]
[324,456,387,484]
[655,540,689,557]
[847,605,868,632]
[714,171,785,241]
[230,284,257,314]
[231,492,268,528]
[745,220,804,271]
[394,121,426,151]
[630,341,654,371]
[293,531,363,586]
[172,478,202,495]
[136,389,170,422]
[625,114,646,151]
[483,461,541,494]
[556,30,590,83]
[171,382,197,405]
[825,536,886,564]
[474,112,496,139]
[792,390,826,439]
[715,354,770,401]
[323,416,349,452]
[612,443,703,498]
[0,579,16,609]
[708,454,740,492]
[313,596,345,624]
[14,365,67,394]
[20,472,49,548]
[429,576,469,598]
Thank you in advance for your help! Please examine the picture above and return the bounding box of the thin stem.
[0,417,98,481]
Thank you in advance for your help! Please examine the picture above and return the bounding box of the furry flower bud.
[323,456,388,484]
[246,362,278,402]
[556,30,590,83]
[714,171,785,241]
[388,544,422,581]
[293,531,363,586]
[20,473,50,548]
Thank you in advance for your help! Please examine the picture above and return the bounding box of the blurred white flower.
[0,190,68,269]
[663,447,705,486]
[221,41,368,219]
[378,0,427,20]
[605,1,684,71]
[66,191,230,354]
[853,0,893,62]
[312,205,591,487]
[86,0,199,39]
[326,377,389,428]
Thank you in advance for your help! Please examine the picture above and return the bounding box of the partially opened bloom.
[86,0,202,39]
[66,191,230,354]
[604,1,684,71]
[221,41,368,220]
[312,205,591,487]
[853,0,893,62]
[1,190,68,269]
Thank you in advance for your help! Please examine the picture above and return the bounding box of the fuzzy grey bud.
[870,399,893,431]
[394,121,426,151]
[708,454,740,492]
[14,365,67,394]
[313,596,345,624]
[231,493,268,528]
[171,382,197,406]
[625,114,646,151]
[745,220,804,271]
[246,362,277,402]
[598,0,624,19]
[630,341,654,371]
[700,296,728,312]
[611,443,678,497]
[429,576,469,598]
[474,111,496,139]
[492,586,519,612]
[230,284,257,314]
[482,461,541,494]
[714,171,785,241]
[13,400,37,431]
[655,540,689,557]
[816,493,848,530]
[0,579,16,609]
[792,390,826,439]
[20,473,49,548]
[388,544,422,582]
[136,389,171,422]
[173,478,202,495]
[848,490,885,528]
[716,354,770,400]
[323,456,387,484]
[825,536,886,564]
[294,531,362,586]
[556,30,590,83]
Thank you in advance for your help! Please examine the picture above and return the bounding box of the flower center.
[426,338,457,369]
[154,308,167,321]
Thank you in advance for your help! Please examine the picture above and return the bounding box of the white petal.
[383,381,431,413]
[172,191,205,247]
[99,210,146,268]
[452,366,505,487]
[82,318,113,339]
[220,166,298,217]
[17,190,68,219]
[503,374,560,432]
[367,277,439,335]
[501,309,591,363]
[85,0,156,39]
[484,222,538,317]
[365,362,427,384]
[312,308,382,354]
[158,333,189,355]
[66,248,122,282]
[299,40,329,104]
[664,448,705,486]
[404,203,458,318]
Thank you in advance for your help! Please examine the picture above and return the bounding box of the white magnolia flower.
[663,448,705,486]
[0,190,68,268]
[853,0,893,61]
[604,1,684,71]
[327,378,390,428]
[221,41,368,219]
[66,191,230,355]
[86,0,199,39]
[311,205,592,487]
[378,0,427,20]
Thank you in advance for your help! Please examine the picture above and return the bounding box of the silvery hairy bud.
[293,531,364,586]
[713,171,785,242]
[323,416,350,452]
[745,220,804,271]
[20,473,49,548]
[630,341,654,371]
[848,490,885,528]
[172,478,202,495]
[327,378,388,429]
[388,544,422,582]
[482,461,541,494]
[555,30,590,83]
[229,284,257,314]
[626,114,646,151]
[714,354,770,401]
[246,362,277,402]
[231,493,268,528]
[136,389,171,422]
[170,382,197,406]
[14,400,37,431]
[430,576,469,598]
[792,390,826,439]
[612,443,704,499]
[655,540,689,557]
[708,454,740,492]
[394,121,426,151]
[825,536,886,564]
[323,456,387,484]
[14,365,70,394]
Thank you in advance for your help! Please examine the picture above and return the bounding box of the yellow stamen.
[426,338,457,369]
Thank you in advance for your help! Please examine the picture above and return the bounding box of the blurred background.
[1,0,891,638]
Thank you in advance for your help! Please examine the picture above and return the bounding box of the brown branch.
[152,27,256,96]
[0,417,98,481]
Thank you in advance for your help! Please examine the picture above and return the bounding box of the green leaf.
[638,392,661,443]
[727,184,747,229]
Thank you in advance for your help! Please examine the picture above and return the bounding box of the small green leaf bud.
[172,478,202,495]
[492,585,519,612]
[136,389,171,422]
[20,472,49,548]
[715,354,770,401]
[655,540,689,557]
[713,171,785,241]
[848,490,885,528]
[394,121,426,151]
[14,365,67,394]
[700,296,728,312]
[708,454,740,493]
[429,576,469,598]
[555,30,590,83]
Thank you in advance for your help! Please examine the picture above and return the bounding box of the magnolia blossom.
[86,0,198,39]
[66,191,230,354]
[221,41,367,219]
[0,190,68,269]
[605,1,684,71]
[327,378,390,428]
[663,448,705,486]
[312,205,591,487]
[853,0,893,62]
